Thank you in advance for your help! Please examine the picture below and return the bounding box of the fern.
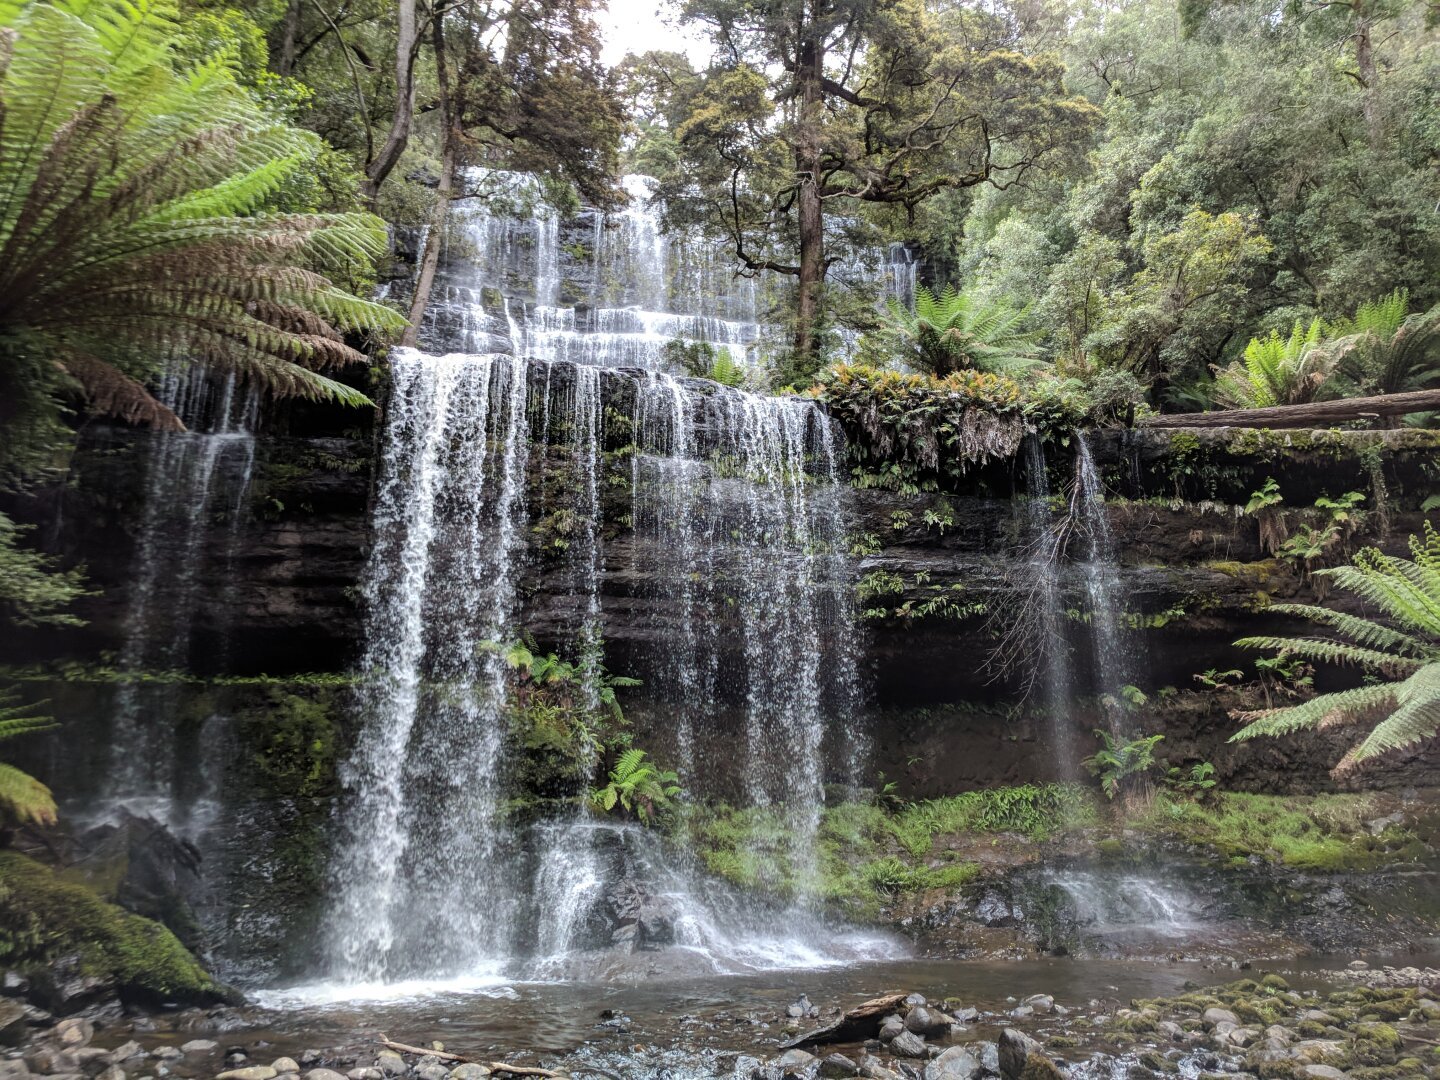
[0,0,405,479]
[876,284,1044,377]
[1212,318,1333,408]
[1232,526,1440,770]
[1310,289,1440,399]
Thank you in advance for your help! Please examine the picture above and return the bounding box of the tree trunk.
[792,35,824,374]
[1143,389,1440,429]
[361,0,421,208]
[277,0,302,76]
[402,14,456,346]
[1353,6,1381,145]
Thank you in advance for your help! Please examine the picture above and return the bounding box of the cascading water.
[319,173,899,987]
[104,367,258,833]
[1073,433,1130,730]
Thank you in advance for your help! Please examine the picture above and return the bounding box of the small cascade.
[104,368,259,832]
[1048,871,1203,941]
[884,243,919,309]
[1020,437,1077,774]
[1072,434,1130,729]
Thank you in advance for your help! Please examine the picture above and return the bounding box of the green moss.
[1134,791,1420,870]
[240,686,340,799]
[0,851,221,1003]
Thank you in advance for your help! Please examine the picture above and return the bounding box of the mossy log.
[1144,388,1440,429]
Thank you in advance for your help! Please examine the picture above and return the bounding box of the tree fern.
[1311,289,1440,400]
[0,689,58,828]
[1212,318,1333,408]
[0,0,405,479]
[1232,526,1440,771]
[877,284,1044,377]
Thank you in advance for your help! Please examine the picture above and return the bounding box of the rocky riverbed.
[5,961,1440,1080]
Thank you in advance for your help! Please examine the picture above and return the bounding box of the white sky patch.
[597,0,711,68]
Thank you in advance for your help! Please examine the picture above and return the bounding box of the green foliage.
[661,338,747,387]
[1084,730,1165,799]
[0,850,222,1001]
[0,689,57,828]
[889,784,1098,856]
[239,687,338,799]
[1164,761,1216,798]
[1314,290,1440,400]
[589,748,681,824]
[1232,527,1440,770]
[1213,319,1334,408]
[0,0,403,482]
[811,363,1025,493]
[0,513,88,627]
[1137,792,1422,870]
[866,284,1044,378]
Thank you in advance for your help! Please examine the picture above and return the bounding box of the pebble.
[304,1071,348,1080]
[216,1068,278,1080]
[182,1043,219,1056]
[270,1059,299,1075]
[347,1070,383,1080]
[446,1066,490,1080]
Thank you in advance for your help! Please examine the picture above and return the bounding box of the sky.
[595,0,711,67]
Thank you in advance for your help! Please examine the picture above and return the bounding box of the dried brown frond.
[57,353,184,430]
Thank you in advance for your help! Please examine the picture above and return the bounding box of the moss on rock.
[0,851,229,1006]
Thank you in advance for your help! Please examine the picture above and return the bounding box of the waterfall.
[104,367,258,832]
[1073,434,1129,731]
[1020,437,1077,775]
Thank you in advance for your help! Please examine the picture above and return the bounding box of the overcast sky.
[596,0,710,67]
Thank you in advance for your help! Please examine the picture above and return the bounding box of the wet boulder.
[888,1030,926,1058]
[904,1007,949,1038]
[997,1029,1041,1080]
[925,1046,984,1080]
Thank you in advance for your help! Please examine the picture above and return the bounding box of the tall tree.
[654,0,1096,375]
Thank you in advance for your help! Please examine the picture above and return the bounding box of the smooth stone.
[1290,1041,1347,1066]
[1202,1008,1239,1030]
[1347,960,1368,970]
[904,1008,949,1038]
[877,1017,904,1043]
[951,1008,978,1024]
[413,1067,446,1080]
[304,1072,348,1080]
[1008,1006,1034,1020]
[998,1029,1041,1080]
[446,1067,490,1080]
[888,1031,926,1059]
[271,1060,299,1075]
[857,1055,902,1080]
[182,1044,219,1057]
[924,1046,983,1080]
[347,1071,384,1080]
[55,1023,94,1051]
[217,1068,278,1080]
[106,1047,144,1065]
[75,1048,111,1066]
[903,995,927,1008]
[819,1054,857,1078]
[375,1054,406,1079]
[94,1067,125,1080]
[1021,996,1054,1015]
[1300,1068,1346,1080]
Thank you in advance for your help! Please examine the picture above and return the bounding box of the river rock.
[924,1046,983,1080]
[270,1060,298,1075]
[216,1069,277,1080]
[997,1029,1041,1080]
[1290,1040,1347,1066]
[26,1045,80,1074]
[446,1066,490,1080]
[877,1017,904,1043]
[375,1053,406,1078]
[1201,1008,1238,1030]
[888,1031,926,1059]
[951,1008,978,1024]
[904,1007,949,1037]
[0,999,30,1045]
[0,1061,29,1080]
[818,1054,857,1078]
[413,1065,446,1080]
[107,1045,145,1065]
[93,1067,125,1080]
[54,1022,93,1050]
[1300,1068,1346,1080]
[151,1049,181,1063]
[856,1055,903,1080]
[182,1043,219,1056]
[304,1072,347,1080]
[1021,996,1053,1015]
[903,995,927,1008]
[347,1070,383,1080]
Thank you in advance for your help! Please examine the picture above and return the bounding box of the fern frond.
[1231,683,1396,741]
[1350,662,1440,761]
[1232,635,1424,675]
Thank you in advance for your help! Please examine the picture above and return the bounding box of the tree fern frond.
[1230,683,1396,741]
[1232,635,1424,675]
[0,761,57,826]
[1258,603,1431,657]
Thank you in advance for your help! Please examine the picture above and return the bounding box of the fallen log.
[779,992,907,1050]
[378,1037,566,1077]
[1142,388,1440,430]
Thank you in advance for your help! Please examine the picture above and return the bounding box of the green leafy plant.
[1232,527,1440,772]
[662,338,746,387]
[0,0,404,482]
[1194,668,1243,690]
[1165,761,1217,798]
[870,284,1044,377]
[590,748,681,824]
[0,690,58,829]
[1084,730,1165,800]
[1313,290,1440,399]
[1212,318,1334,408]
